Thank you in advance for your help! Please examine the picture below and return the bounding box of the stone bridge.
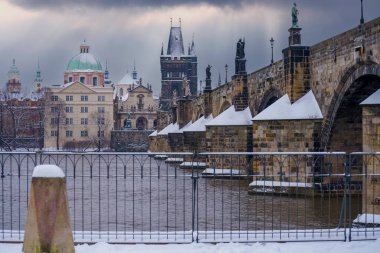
[155,17,380,153]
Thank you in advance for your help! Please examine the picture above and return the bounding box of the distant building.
[5,59,22,100]
[160,23,197,110]
[114,66,158,130]
[44,42,114,150]
[44,81,114,150]
[0,61,45,150]
[64,41,106,87]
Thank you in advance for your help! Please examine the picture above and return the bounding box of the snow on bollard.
[23,165,74,253]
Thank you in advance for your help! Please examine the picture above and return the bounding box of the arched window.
[137,94,144,110]
[93,77,98,86]
[120,88,124,97]
[136,117,148,130]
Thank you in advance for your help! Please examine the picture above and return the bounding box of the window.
[68,76,73,82]
[66,130,73,137]
[65,106,73,113]
[80,107,88,113]
[93,77,98,86]
[80,95,88,101]
[80,130,88,137]
[51,107,58,113]
[98,95,105,102]
[120,88,123,97]
[51,130,58,137]
[51,118,58,125]
[65,118,74,125]
[98,130,104,137]
[80,76,85,83]
[66,95,73,101]
[51,95,58,101]
[97,117,105,125]
[80,118,88,125]
[98,107,105,113]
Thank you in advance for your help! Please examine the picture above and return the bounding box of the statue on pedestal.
[292,3,299,28]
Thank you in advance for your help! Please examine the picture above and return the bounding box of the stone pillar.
[23,165,74,253]
[232,73,248,111]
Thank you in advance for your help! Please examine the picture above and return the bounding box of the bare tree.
[89,110,111,151]
[45,89,66,150]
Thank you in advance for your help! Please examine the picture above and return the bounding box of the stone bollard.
[23,165,74,253]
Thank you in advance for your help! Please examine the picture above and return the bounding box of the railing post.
[23,165,74,253]
[191,153,199,243]
[346,153,352,242]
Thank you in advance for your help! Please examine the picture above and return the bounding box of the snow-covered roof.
[167,27,184,57]
[183,115,213,132]
[118,72,138,85]
[205,106,252,126]
[157,123,179,135]
[360,89,380,105]
[253,90,323,121]
[32,165,65,178]
[149,130,157,137]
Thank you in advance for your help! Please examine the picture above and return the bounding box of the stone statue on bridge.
[206,64,212,80]
[292,3,299,27]
[236,39,245,59]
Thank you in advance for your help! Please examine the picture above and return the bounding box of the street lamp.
[270,37,274,65]
[225,64,228,83]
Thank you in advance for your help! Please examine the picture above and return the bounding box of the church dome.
[66,42,102,72]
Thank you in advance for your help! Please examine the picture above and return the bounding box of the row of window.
[62,106,105,113]
[50,95,106,102]
[51,130,104,137]
[52,117,106,125]
[67,76,98,86]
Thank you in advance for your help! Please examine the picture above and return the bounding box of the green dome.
[66,53,102,72]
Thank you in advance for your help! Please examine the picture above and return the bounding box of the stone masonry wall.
[252,120,322,182]
[206,125,253,172]
[362,105,380,215]
[111,130,153,152]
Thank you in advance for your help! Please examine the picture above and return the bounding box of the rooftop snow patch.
[183,115,213,132]
[157,123,179,135]
[253,90,323,121]
[149,130,157,137]
[32,165,65,178]
[360,89,380,105]
[205,106,252,126]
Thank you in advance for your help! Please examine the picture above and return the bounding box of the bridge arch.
[258,88,281,113]
[321,62,380,152]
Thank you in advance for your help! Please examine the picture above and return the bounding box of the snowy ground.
[1,240,379,253]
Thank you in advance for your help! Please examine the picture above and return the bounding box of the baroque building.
[44,42,114,150]
[64,41,106,87]
[114,66,158,130]
[159,22,197,110]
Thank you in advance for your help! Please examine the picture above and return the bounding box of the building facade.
[44,81,114,150]
[114,68,158,130]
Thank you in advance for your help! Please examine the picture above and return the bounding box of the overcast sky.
[0,0,379,95]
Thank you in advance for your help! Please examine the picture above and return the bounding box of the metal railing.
[0,151,379,243]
